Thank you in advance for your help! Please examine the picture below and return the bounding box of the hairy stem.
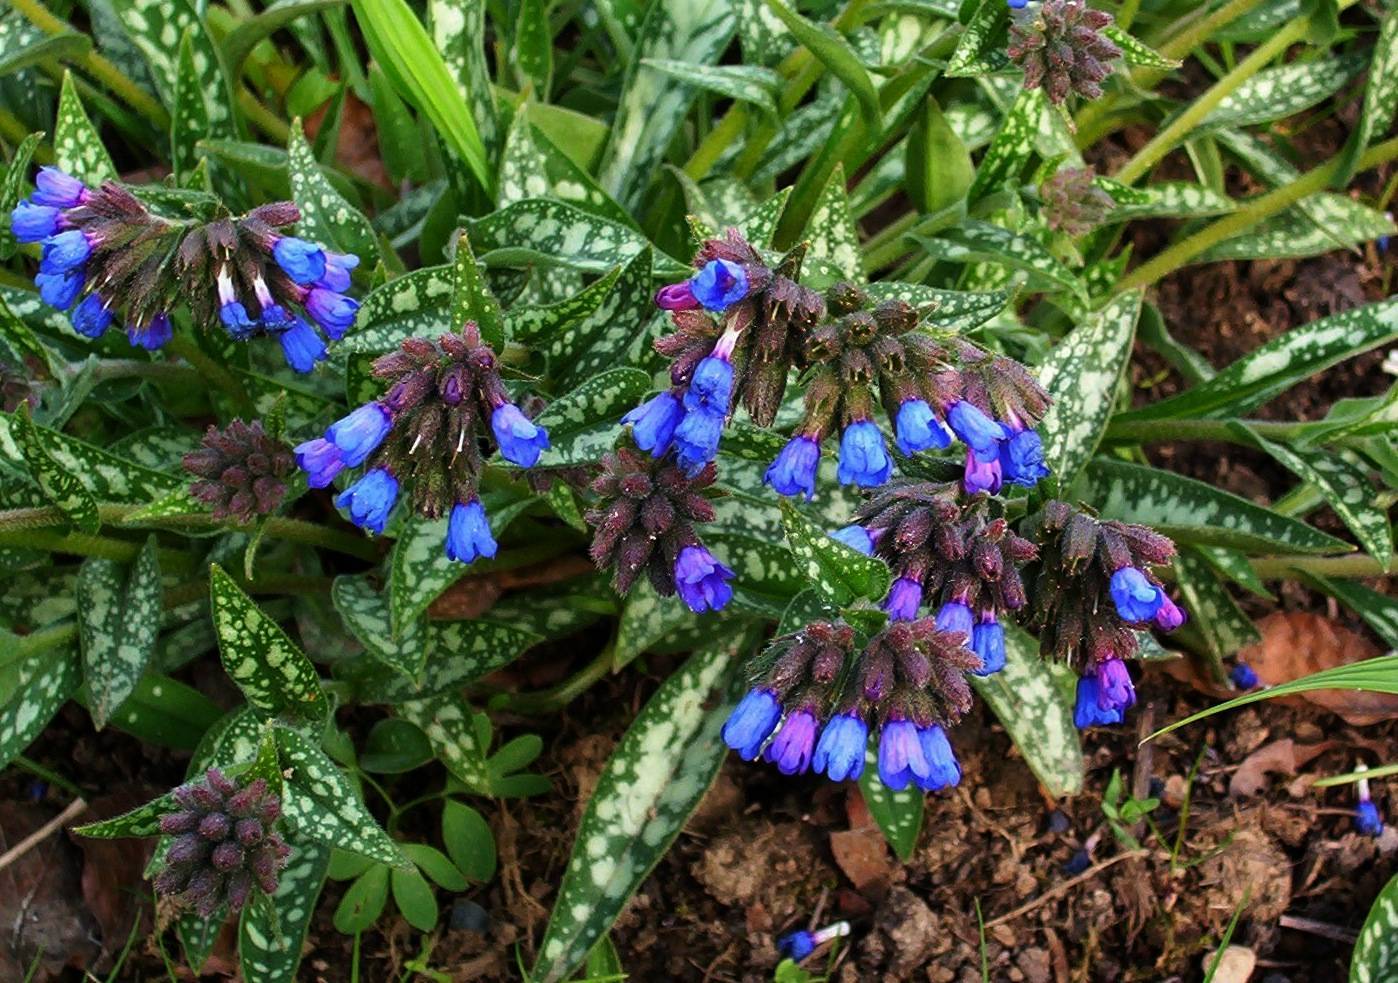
[1249,554,1396,579]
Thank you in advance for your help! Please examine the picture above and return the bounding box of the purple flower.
[722,688,782,759]
[765,435,820,498]
[272,237,327,285]
[877,718,929,791]
[654,281,699,311]
[837,419,892,488]
[622,391,684,457]
[812,713,867,782]
[690,259,748,311]
[947,401,1007,462]
[935,598,974,638]
[335,467,398,534]
[127,312,172,350]
[971,616,1006,676]
[38,229,91,274]
[1109,567,1164,622]
[1097,657,1135,710]
[999,427,1050,487]
[1154,594,1186,631]
[1073,658,1135,728]
[673,407,723,475]
[885,577,923,621]
[915,724,961,791]
[32,167,87,208]
[304,288,358,339]
[10,200,62,242]
[70,293,112,339]
[491,403,550,467]
[1230,663,1258,690]
[35,269,83,310]
[963,451,1003,495]
[895,399,952,455]
[830,525,874,556]
[684,355,734,413]
[278,318,327,374]
[673,544,734,613]
[326,403,391,467]
[446,498,498,563]
[294,437,345,488]
[317,251,360,292]
[764,709,818,775]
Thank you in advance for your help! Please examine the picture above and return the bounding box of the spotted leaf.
[9,404,99,533]
[859,746,925,861]
[287,118,380,268]
[53,72,117,184]
[465,198,689,278]
[0,644,81,772]
[239,839,331,983]
[332,574,431,679]
[78,536,162,729]
[779,499,891,605]
[339,264,455,356]
[1352,871,1398,983]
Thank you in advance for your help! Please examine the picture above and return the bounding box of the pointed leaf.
[78,536,162,729]
[288,118,379,267]
[779,499,891,605]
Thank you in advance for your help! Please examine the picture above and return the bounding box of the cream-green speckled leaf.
[505,266,620,349]
[641,58,780,119]
[274,725,409,868]
[352,618,540,702]
[967,88,1041,202]
[0,645,81,771]
[466,198,689,278]
[1036,290,1140,492]
[1352,871,1398,983]
[1097,179,1234,221]
[1102,26,1178,69]
[1171,549,1257,680]
[1304,575,1398,650]
[78,536,162,729]
[764,0,879,124]
[915,221,1080,297]
[1114,298,1398,423]
[529,367,649,469]
[1074,458,1350,555]
[0,17,87,79]
[111,426,198,472]
[598,0,736,210]
[53,72,117,184]
[340,265,455,355]
[779,499,891,605]
[708,532,803,617]
[171,30,210,179]
[75,790,178,839]
[210,565,328,727]
[1348,7,1398,172]
[332,574,432,679]
[120,487,209,524]
[498,111,634,229]
[111,0,234,134]
[449,233,503,348]
[397,693,489,791]
[288,118,380,268]
[859,746,925,861]
[972,625,1083,796]
[1195,194,1395,262]
[1199,53,1365,132]
[0,410,186,503]
[531,627,754,983]
[0,131,42,260]
[239,838,330,983]
[805,164,862,281]
[558,249,657,386]
[613,581,695,670]
[946,0,1010,76]
[752,88,843,186]
[428,0,498,155]
[863,283,1011,333]
[10,405,99,533]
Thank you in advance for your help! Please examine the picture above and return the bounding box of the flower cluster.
[1041,166,1116,236]
[724,617,977,791]
[182,419,296,523]
[294,322,549,558]
[585,447,733,612]
[152,768,290,918]
[1007,0,1121,104]
[9,167,357,370]
[1023,501,1185,728]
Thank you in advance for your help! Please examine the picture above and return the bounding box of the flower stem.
[163,333,255,417]
[494,644,615,714]
[1249,554,1395,580]
[1103,417,1307,445]
[0,528,196,569]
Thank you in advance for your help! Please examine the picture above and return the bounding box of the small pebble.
[449,898,489,933]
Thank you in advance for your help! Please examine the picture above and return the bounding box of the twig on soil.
[1278,915,1358,944]
[0,797,87,874]
[984,849,1150,928]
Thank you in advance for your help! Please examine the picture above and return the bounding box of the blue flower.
[317,251,360,292]
[673,407,724,475]
[491,403,550,467]
[39,229,92,275]
[1000,427,1050,487]
[272,237,327,285]
[971,617,1006,676]
[877,718,929,791]
[915,724,961,791]
[895,399,951,455]
[293,437,345,488]
[220,301,256,338]
[690,259,748,311]
[812,713,867,782]
[1356,800,1384,837]
[777,931,816,962]
[947,401,1007,462]
[446,498,498,563]
[35,269,83,310]
[259,303,292,330]
[1073,676,1122,728]
[673,544,734,612]
[935,598,974,638]
[1008,0,1029,7]
[278,318,327,374]
[1109,567,1164,622]
[830,524,874,556]
[684,355,734,413]
[963,452,1003,495]
[722,688,782,759]
[1230,663,1258,690]
[764,709,817,775]
[1073,658,1135,728]
[622,391,684,457]
[1154,594,1186,630]
[765,435,820,498]
[10,200,61,242]
[885,577,923,621]
[335,467,398,534]
[837,419,892,488]
[70,293,112,339]
[304,288,359,339]
[127,313,172,351]
[326,403,391,467]
[1097,657,1135,710]
[32,168,86,208]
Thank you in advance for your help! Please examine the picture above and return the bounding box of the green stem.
[0,528,195,569]
[262,516,379,561]
[2,621,78,669]
[1115,135,1398,292]
[1249,554,1395,579]
[8,0,171,130]
[1103,417,1306,445]
[496,644,614,714]
[13,756,85,798]
[83,358,203,387]
[163,333,255,416]
[236,89,291,144]
[685,105,750,183]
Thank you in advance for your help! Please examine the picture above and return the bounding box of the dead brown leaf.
[1239,612,1398,725]
[1228,738,1337,798]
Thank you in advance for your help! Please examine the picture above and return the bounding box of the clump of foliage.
[2,0,1397,979]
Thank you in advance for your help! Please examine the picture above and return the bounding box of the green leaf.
[0,409,184,506]
[275,724,410,867]
[353,0,493,192]
[967,88,1042,202]
[915,221,1080,297]
[51,73,110,190]
[224,0,346,78]
[78,536,162,729]
[971,625,1083,797]
[531,628,755,983]
[0,131,42,260]
[429,0,499,156]
[1351,871,1398,983]
[613,581,700,670]
[1302,574,1398,650]
[640,59,779,119]
[1036,290,1141,492]
[946,0,1010,77]
[74,789,177,839]
[804,164,862,281]
[104,672,222,751]
[171,30,212,181]
[239,838,331,983]
[863,283,1011,332]
[442,799,497,881]
[779,498,891,607]
[1199,53,1365,133]
[1114,298,1398,423]
[1102,25,1179,69]
[360,717,434,773]
[397,693,490,791]
[288,118,380,268]
[859,748,924,861]
[9,405,99,533]
[507,267,621,363]
[498,110,634,228]
[333,864,389,933]
[210,565,328,727]
[450,233,504,349]
[401,842,468,891]
[340,264,455,355]
[558,250,658,387]
[905,95,975,216]
[1096,179,1234,222]
[1173,549,1258,680]
[1195,193,1395,262]
[764,0,879,126]
[332,574,431,679]
[0,645,81,772]
[111,0,235,137]
[0,26,89,80]
[391,867,439,930]
[466,198,688,278]
[1074,458,1351,555]
[512,0,553,94]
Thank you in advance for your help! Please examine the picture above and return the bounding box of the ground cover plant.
[0,0,1397,978]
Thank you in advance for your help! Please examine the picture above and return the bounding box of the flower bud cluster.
[1023,500,1185,727]
[9,167,358,370]
[1041,166,1116,236]
[293,322,549,560]
[152,768,290,918]
[1007,0,1121,104]
[182,419,295,523]
[585,447,733,612]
